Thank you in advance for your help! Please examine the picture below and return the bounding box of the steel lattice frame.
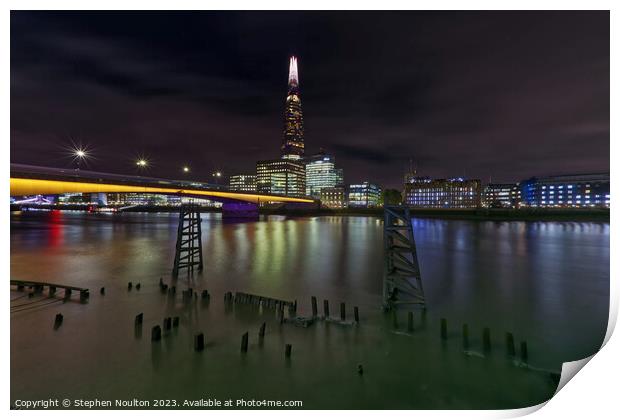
[172,204,204,277]
[383,206,426,309]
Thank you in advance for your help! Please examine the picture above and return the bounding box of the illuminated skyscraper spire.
[288,56,299,90]
[281,56,304,160]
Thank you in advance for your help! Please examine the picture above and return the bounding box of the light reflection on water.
[10,211,609,408]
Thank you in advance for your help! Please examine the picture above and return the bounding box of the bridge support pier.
[172,204,203,277]
[222,202,259,219]
[383,206,426,310]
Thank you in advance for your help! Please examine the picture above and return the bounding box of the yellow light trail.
[10,178,314,205]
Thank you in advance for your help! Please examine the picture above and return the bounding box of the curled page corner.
[554,355,595,396]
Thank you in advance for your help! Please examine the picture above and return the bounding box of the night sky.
[11,11,609,189]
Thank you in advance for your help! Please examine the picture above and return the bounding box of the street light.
[72,147,89,169]
[212,171,222,185]
[183,166,190,173]
[136,159,148,168]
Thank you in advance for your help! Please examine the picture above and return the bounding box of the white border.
[3,2,616,419]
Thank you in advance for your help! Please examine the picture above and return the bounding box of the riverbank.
[10,203,609,222]
[263,207,610,222]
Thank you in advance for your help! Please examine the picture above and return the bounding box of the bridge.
[10,164,315,208]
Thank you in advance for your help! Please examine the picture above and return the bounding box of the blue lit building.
[520,173,609,208]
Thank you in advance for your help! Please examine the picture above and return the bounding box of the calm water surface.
[10,211,609,409]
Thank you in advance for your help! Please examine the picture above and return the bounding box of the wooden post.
[285,344,292,358]
[241,332,248,353]
[311,296,318,318]
[163,317,172,331]
[54,313,63,329]
[135,313,143,325]
[483,327,491,352]
[80,290,89,302]
[407,312,414,332]
[506,332,516,357]
[340,302,346,321]
[354,306,360,323]
[136,283,141,290]
[172,316,179,327]
[127,282,133,290]
[194,333,205,352]
[151,326,161,341]
[323,300,330,318]
[99,287,105,295]
[440,318,447,340]
[520,341,528,362]
[462,324,469,349]
[259,322,266,338]
[392,310,398,329]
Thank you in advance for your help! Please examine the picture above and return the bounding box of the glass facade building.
[305,151,344,198]
[229,174,256,193]
[256,159,306,198]
[483,183,521,208]
[404,177,481,208]
[520,173,609,208]
[281,56,305,160]
[348,182,382,208]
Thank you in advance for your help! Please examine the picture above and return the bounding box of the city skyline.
[11,11,610,189]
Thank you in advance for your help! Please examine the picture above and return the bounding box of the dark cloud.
[11,11,609,188]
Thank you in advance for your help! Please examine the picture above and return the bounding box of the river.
[10,210,610,409]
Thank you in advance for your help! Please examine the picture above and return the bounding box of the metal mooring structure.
[383,206,426,309]
[172,204,204,277]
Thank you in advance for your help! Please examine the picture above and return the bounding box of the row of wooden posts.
[440,318,528,362]
[13,281,89,303]
[229,293,361,324]
[140,310,292,358]
[310,296,361,323]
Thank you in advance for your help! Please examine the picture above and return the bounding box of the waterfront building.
[229,174,257,193]
[520,173,610,208]
[404,177,481,208]
[320,186,346,209]
[348,182,382,208]
[305,150,344,198]
[105,193,218,207]
[256,159,306,197]
[281,56,305,160]
[483,183,521,208]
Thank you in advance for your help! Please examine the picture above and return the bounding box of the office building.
[256,159,306,197]
[229,174,256,193]
[305,150,344,198]
[404,177,481,208]
[321,186,346,209]
[520,173,609,208]
[483,183,521,208]
[348,182,382,208]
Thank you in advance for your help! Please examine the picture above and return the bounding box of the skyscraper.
[281,56,305,160]
[305,150,344,198]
